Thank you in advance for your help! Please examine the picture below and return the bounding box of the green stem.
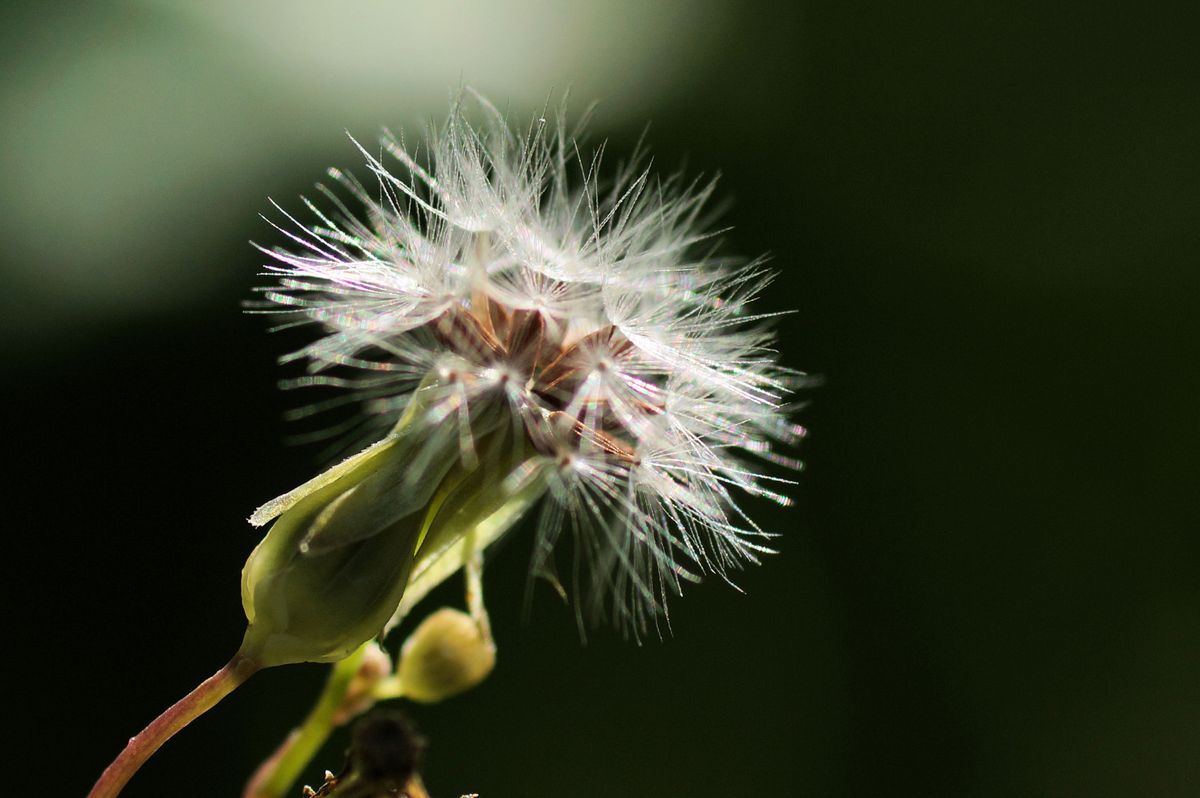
[243,644,368,798]
[243,530,490,796]
[89,655,259,798]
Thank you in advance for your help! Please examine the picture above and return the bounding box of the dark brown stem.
[88,655,260,798]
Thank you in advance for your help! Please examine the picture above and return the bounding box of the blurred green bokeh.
[0,0,728,336]
[5,1,1198,796]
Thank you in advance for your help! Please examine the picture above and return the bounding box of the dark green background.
[7,2,1198,796]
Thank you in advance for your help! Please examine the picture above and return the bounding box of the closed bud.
[238,377,505,667]
[238,434,430,667]
[335,642,395,725]
[394,608,496,703]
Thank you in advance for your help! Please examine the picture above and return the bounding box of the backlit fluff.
[255,93,805,634]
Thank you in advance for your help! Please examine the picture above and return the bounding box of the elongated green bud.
[239,433,442,667]
[236,374,548,668]
[239,379,487,667]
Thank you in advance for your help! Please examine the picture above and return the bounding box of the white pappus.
[253,91,807,637]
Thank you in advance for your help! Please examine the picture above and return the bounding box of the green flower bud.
[236,375,547,669]
[238,435,437,667]
[239,380,491,667]
[334,642,395,725]
[394,608,496,703]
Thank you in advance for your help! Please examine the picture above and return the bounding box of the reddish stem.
[88,655,260,798]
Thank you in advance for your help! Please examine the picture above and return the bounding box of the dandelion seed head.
[256,91,806,637]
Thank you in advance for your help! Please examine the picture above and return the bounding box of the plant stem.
[243,644,368,798]
[88,654,259,798]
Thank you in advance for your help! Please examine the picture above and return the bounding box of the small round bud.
[394,608,496,703]
[334,642,395,725]
[351,642,394,693]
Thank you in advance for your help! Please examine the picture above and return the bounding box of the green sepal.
[247,377,447,529]
[388,424,549,631]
